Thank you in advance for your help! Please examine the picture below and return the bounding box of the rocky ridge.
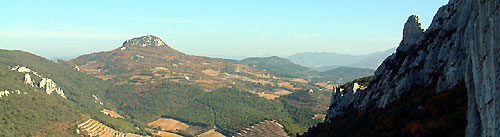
[325,0,499,136]
[9,65,66,98]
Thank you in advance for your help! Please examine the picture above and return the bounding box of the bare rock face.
[122,35,167,47]
[39,78,66,98]
[17,66,31,73]
[0,90,10,98]
[24,74,33,87]
[73,64,80,71]
[399,15,426,52]
[352,82,360,94]
[463,0,499,136]
[9,65,67,99]
[324,0,499,136]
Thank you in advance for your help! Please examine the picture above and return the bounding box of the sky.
[0,0,449,60]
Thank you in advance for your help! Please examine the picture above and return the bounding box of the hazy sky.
[0,0,448,59]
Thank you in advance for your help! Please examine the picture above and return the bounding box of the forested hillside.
[0,50,146,136]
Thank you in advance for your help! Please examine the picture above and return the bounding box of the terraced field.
[77,119,146,137]
[238,120,288,137]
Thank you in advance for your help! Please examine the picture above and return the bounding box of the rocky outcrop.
[122,35,167,47]
[352,82,360,94]
[327,82,367,120]
[73,64,80,71]
[92,94,103,105]
[24,74,33,87]
[0,90,25,98]
[325,0,499,136]
[0,90,9,97]
[10,65,67,99]
[17,66,31,73]
[399,15,426,52]
[39,78,66,98]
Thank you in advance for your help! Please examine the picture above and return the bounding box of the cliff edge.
[313,0,499,136]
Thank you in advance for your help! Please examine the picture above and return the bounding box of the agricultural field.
[152,131,183,137]
[77,119,145,137]
[101,109,124,118]
[148,118,189,132]
[198,129,226,137]
[238,120,288,137]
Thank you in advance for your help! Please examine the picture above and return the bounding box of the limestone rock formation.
[10,65,67,99]
[39,78,66,98]
[73,64,80,71]
[122,35,167,47]
[352,82,360,94]
[0,90,11,98]
[24,74,33,87]
[399,15,426,52]
[463,0,499,136]
[0,90,23,98]
[324,0,499,136]
[17,66,31,73]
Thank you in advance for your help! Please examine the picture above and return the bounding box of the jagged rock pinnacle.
[122,35,167,47]
[399,15,426,52]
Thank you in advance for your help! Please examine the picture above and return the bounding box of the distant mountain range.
[287,47,396,70]
[230,56,374,83]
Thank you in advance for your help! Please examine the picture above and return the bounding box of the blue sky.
[0,0,448,59]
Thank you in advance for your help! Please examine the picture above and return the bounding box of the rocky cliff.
[322,0,498,136]
[122,35,168,47]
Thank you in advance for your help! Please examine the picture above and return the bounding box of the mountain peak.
[122,35,167,47]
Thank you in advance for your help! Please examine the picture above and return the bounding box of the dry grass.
[315,82,334,90]
[245,71,270,78]
[96,75,113,81]
[202,69,220,77]
[258,93,281,100]
[198,129,225,137]
[101,109,124,119]
[80,61,103,74]
[278,82,295,89]
[292,78,308,83]
[195,80,219,84]
[314,82,327,87]
[313,114,326,120]
[164,75,184,79]
[130,75,152,80]
[255,89,292,100]
[254,79,273,85]
[153,131,183,137]
[274,89,292,96]
[148,118,189,131]
[152,67,169,72]
[115,81,129,85]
